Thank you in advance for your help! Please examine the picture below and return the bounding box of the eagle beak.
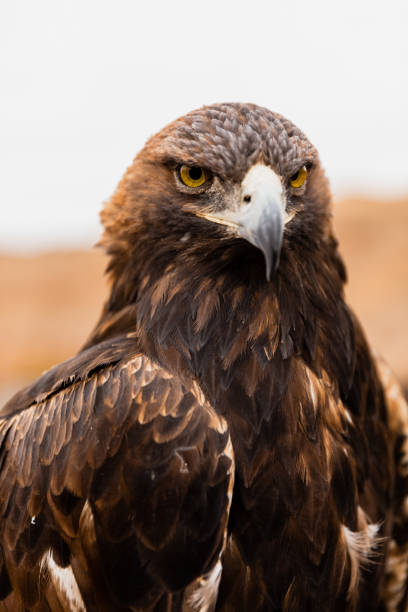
[234,164,285,280]
[196,164,285,281]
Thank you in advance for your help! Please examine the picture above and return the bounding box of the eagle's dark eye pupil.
[189,167,203,180]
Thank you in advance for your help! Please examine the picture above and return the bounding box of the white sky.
[1,0,407,251]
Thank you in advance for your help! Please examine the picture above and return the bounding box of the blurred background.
[0,0,407,404]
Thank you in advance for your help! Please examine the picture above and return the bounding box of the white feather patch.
[342,508,382,599]
[188,559,223,612]
[41,549,86,611]
[343,522,380,560]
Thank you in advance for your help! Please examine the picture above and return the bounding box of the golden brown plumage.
[0,103,407,610]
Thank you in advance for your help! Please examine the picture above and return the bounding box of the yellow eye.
[290,165,308,189]
[179,165,207,188]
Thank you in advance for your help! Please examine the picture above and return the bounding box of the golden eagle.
[0,103,407,611]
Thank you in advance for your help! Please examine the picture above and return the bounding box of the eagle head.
[101,103,333,291]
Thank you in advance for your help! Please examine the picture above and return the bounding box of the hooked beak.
[196,164,285,281]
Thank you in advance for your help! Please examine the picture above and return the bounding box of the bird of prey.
[0,103,407,611]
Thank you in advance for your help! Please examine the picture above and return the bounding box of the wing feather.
[0,334,234,610]
[377,358,408,610]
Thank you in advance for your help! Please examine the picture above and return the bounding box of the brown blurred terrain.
[0,196,407,406]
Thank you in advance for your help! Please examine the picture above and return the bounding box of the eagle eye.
[289,165,308,189]
[179,165,207,188]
